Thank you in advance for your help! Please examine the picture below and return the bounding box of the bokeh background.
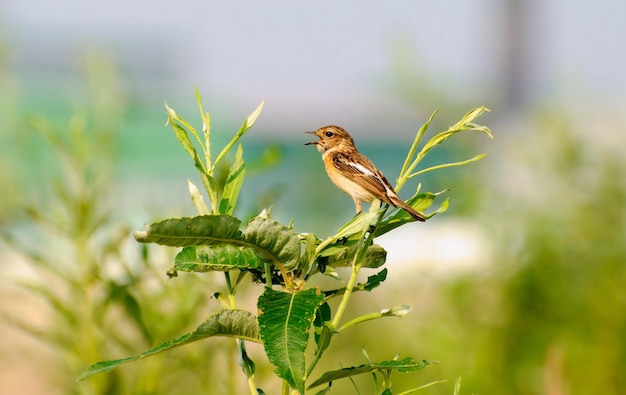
[1,1,625,394]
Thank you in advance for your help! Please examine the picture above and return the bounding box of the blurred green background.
[1,1,625,394]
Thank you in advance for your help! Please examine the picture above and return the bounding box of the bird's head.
[305,125,355,153]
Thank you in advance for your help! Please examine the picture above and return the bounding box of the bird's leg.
[353,198,363,215]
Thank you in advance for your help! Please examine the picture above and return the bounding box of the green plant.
[77,89,491,394]
[0,57,238,395]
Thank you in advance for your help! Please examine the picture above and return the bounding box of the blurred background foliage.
[1,1,625,394]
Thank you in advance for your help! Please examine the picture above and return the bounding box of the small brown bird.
[306,125,425,221]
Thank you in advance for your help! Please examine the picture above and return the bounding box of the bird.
[306,125,425,221]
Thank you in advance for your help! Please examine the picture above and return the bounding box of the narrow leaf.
[308,358,432,389]
[399,108,439,181]
[420,107,492,155]
[258,288,324,393]
[200,172,219,212]
[376,191,447,236]
[338,305,411,332]
[397,380,448,395]
[219,143,246,215]
[165,105,208,175]
[212,100,265,172]
[245,99,265,129]
[454,377,462,395]
[77,310,261,381]
[188,179,210,215]
[409,154,487,178]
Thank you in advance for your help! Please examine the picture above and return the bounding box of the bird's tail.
[389,195,426,222]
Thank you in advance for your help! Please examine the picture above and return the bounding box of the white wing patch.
[348,161,376,176]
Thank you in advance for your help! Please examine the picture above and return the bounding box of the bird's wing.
[332,152,396,206]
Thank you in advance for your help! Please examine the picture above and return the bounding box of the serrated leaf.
[308,358,432,389]
[242,210,301,271]
[257,288,324,393]
[134,215,242,247]
[77,310,260,381]
[219,144,246,215]
[169,245,263,276]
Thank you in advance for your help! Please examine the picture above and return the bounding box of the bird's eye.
[325,131,334,137]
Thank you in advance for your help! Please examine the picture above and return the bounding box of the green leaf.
[238,340,256,377]
[338,305,411,332]
[168,245,263,277]
[321,243,387,269]
[323,268,387,298]
[400,108,439,180]
[212,100,265,172]
[245,99,265,129]
[361,268,388,291]
[134,215,242,247]
[300,232,319,278]
[313,302,332,328]
[376,191,447,236]
[408,154,487,178]
[314,385,332,395]
[219,143,246,215]
[419,107,492,156]
[165,104,209,176]
[135,212,302,280]
[194,88,212,162]
[334,211,378,240]
[77,309,260,381]
[188,179,210,215]
[242,210,301,271]
[200,172,219,212]
[396,380,448,395]
[257,287,324,393]
[454,377,462,395]
[308,358,432,390]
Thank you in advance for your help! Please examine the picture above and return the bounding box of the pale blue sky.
[3,0,625,136]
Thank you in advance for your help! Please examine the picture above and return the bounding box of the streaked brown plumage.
[306,125,425,221]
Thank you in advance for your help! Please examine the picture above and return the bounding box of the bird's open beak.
[305,131,319,145]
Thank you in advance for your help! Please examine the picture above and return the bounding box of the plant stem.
[246,375,257,395]
[329,258,362,330]
[224,272,237,309]
[329,208,385,330]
